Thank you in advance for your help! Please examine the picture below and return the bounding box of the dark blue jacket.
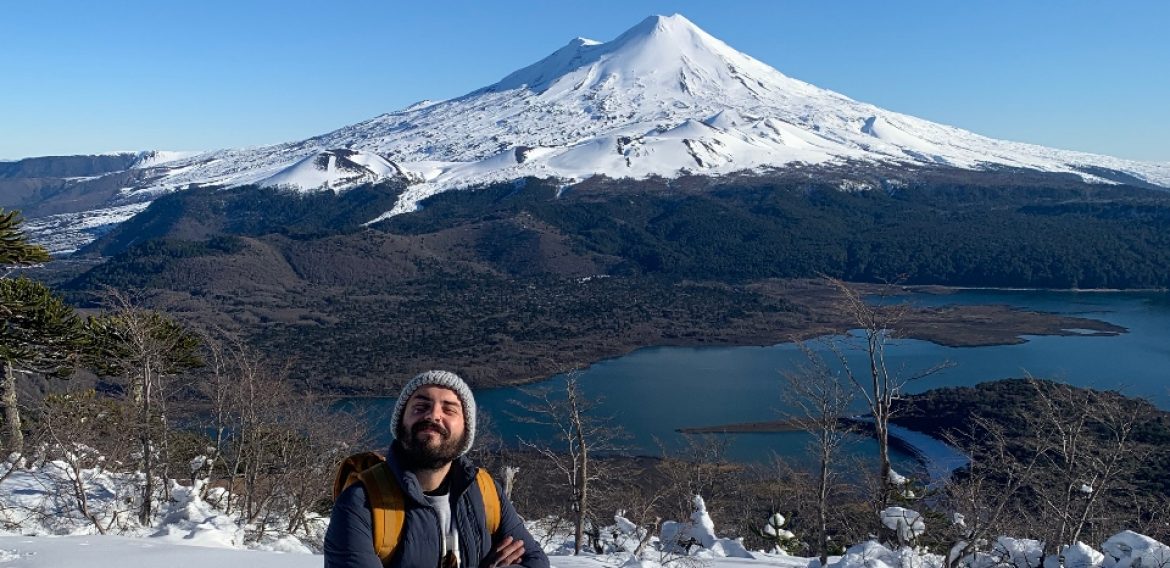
[324,444,549,568]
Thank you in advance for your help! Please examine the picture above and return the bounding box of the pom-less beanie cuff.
[390,370,477,457]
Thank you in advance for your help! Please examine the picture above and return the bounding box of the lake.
[347,290,1170,469]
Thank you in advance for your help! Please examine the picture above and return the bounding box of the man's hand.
[486,535,525,568]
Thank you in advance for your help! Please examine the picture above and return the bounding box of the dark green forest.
[379,175,1170,288]
[74,172,1170,291]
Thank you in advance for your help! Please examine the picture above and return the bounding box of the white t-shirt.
[426,492,460,565]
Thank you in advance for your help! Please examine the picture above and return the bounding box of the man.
[325,370,549,568]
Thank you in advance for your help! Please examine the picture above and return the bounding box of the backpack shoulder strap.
[334,452,405,563]
[334,451,386,499]
[359,462,405,562]
[475,468,501,536]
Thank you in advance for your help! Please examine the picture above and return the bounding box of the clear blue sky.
[3,0,1167,161]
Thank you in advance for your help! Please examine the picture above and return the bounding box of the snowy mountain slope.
[0,152,196,254]
[22,201,152,255]
[257,148,419,190]
[14,14,1170,252]
[130,150,202,169]
[129,14,1168,212]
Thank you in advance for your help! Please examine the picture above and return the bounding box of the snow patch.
[258,148,410,191]
[1102,531,1170,568]
[881,507,926,543]
[23,201,153,255]
[132,150,202,169]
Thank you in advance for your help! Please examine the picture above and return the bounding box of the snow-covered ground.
[0,534,321,568]
[0,532,819,568]
[3,454,1168,568]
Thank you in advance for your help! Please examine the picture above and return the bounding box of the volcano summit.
[10,14,1170,253]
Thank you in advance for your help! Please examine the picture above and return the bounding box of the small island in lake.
[682,379,1170,504]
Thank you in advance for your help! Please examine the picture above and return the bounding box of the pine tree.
[1,208,52,326]
[0,277,83,453]
[0,209,50,270]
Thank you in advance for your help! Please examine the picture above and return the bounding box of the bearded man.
[325,370,549,568]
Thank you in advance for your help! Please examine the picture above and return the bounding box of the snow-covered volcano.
[39,14,1170,232]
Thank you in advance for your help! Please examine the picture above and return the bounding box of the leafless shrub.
[1024,378,1142,556]
[654,434,740,527]
[197,330,370,545]
[937,416,1043,568]
[28,389,139,534]
[784,339,857,564]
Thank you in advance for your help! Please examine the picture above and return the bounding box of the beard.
[398,420,465,470]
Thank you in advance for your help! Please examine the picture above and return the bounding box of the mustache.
[411,421,449,437]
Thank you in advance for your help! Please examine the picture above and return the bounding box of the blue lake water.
[347,290,1170,470]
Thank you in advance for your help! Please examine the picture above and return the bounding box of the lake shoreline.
[349,280,1133,394]
[342,289,1169,478]
[677,416,970,484]
[470,280,1131,389]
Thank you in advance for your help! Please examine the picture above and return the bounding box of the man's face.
[398,385,467,469]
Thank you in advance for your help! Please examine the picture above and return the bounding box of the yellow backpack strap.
[359,463,405,563]
[476,468,501,536]
[334,452,405,564]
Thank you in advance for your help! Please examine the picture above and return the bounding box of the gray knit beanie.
[391,370,477,457]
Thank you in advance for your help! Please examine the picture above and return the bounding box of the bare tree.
[85,290,201,525]
[1026,379,1140,557]
[826,277,948,510]
[194,328,233,493]
[512,372,625,555]
[939,416,1044,568]
[933,378,1147,564]
[784,341,856,566]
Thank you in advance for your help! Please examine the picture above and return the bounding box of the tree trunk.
[870,335,893,507]
[632,517,659,558]
[139,361,154,525]
[2,362,23,455]
[503,466,519,500]
[876,410,891,505]
[572,386,588,555]
[159,410,171,501]
[574,454,587,554]
[818,444,830,567]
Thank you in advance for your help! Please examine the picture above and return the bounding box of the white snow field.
[0,534,321,568]
[1,456,1167,568]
